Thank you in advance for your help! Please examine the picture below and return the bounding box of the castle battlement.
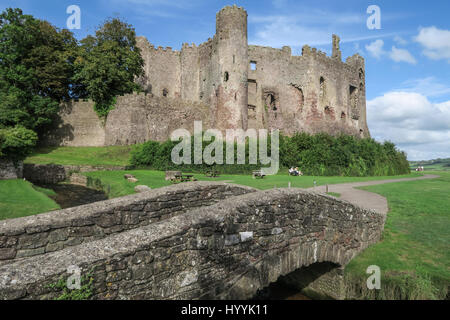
[132,5,369,139]
[44,6,369,148]
[49,5,369,148]
[218,4,247,14]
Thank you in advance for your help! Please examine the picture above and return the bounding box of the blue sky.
[1,0,449,160]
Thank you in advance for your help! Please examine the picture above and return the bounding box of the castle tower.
[346,54,370,137]
[215,5,249,131]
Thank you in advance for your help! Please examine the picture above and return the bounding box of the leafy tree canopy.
[0,8,145,160]
[73,18,145,117]
[0,8,77,159]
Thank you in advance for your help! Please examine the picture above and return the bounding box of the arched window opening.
[224,71,229,82]
[319,77,326,101]
[349,85,360,120]
[290,84,304,113]
[266,93,277,111]
[162,88,168,97]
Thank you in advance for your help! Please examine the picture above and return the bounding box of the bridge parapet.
[0,186,385,300]
[0,182,256,263]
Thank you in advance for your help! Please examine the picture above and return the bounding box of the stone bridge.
[0,181,385,300]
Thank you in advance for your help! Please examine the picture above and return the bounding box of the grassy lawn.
[344,171,450,299]
[84,169,423,199]
[0,180,60,220]
[326,192,341,198]
[25,146,133,167]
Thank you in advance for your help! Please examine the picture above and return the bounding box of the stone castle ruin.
[43,5,369,147]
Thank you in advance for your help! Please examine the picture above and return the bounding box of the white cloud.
[365,39,385,59]
[414,26,450,62]
[389,46,417,64]
[367,91,450,160]
[365,39,417,64]
[393,35,408,45]
[397,77,450,98]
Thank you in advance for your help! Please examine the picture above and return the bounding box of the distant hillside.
[409,158,450,171]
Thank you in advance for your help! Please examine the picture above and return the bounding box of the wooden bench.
[252,170,265,179]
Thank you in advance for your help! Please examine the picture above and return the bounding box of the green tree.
[73,18,145,117]
[0,8,77,160]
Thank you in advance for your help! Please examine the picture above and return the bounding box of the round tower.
[215,5,249,131]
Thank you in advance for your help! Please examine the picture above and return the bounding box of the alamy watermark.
[66,5,81,30]
[367,5,381,30]
[66,265,81,290]
[366,265,381,290]
[170,121,280,175]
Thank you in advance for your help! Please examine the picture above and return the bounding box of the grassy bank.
[84,169,422,199]
[0,180,60,220]
[344,171,450,299]
[25,146,132,167]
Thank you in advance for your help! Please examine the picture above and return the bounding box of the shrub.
[130,133,410,176]
[0,126,38,161]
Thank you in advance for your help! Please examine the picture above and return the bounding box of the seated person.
[289,167,299,176]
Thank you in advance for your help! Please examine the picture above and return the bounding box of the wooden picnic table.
[172,174,197,183]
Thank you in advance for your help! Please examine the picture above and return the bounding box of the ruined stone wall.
[41,101,105,147]
[105,93,210,145]
[0,186,385,300]
[0,182,256,263]
[136,37,182,99]
[0,160,23,180]
[22,164,127,184]
[247,39,369,138]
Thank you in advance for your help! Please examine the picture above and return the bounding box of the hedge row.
[130,132,410,176]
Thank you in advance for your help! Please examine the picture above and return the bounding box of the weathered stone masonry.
[42,5,370,147]
[0,183,385,300]
[0,159,23,180]
[22,163,128,184]
[0,182,256,263]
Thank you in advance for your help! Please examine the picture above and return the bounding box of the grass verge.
[0,180,60,220]
[83,170,422,199]
[344,171,449,299]
[25,146,133,167]
[326,192,341,198]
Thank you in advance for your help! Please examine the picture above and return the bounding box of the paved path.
[306,174,439,215]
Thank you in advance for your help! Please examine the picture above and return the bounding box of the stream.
[36,183,108,209]
[253,281,312,300]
